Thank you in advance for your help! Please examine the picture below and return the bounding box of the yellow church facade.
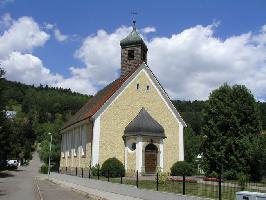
[60,25,186,175]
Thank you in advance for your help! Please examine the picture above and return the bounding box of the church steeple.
[120,21,148,78]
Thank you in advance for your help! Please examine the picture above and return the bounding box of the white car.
[7,160,18,168]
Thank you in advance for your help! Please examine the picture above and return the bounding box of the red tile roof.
[62,66,140,130]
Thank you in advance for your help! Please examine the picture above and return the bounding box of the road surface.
[0,152,91,200]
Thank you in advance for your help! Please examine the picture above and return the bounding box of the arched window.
[128,50,134,60]
[145,143,158,152]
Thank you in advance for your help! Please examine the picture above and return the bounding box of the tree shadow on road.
[0,172,15,178]
[0,191,6,197]
[14,169,24,172]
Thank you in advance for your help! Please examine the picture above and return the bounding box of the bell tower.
[120,21,148,78]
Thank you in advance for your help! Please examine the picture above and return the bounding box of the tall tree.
[201,84,261,178]
[184,125,201,165]
[0,68,12,160]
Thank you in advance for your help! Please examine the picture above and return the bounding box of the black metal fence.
[58,167,266,200]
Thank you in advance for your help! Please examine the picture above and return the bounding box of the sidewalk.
[47,173,209,200]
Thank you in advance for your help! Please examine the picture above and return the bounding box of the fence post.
[89,168,91,179]
[97,168,100,180]
[182,175,186,195]
[66,167,67,174]
[81,168,83,178]
[108,170,110,182]
[156,172,159,191]
[120,170,123,184]
[136,170,139,188]
[218,174,222,200]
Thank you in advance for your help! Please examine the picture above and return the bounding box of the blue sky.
[1,0,266,100]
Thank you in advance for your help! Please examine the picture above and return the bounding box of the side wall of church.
[99,70,181,173]
[60,121,93,175]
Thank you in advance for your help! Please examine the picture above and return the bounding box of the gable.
[92,63,186,127]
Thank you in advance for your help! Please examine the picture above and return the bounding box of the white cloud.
[44,23,54,30]
[74,26,131,86]
[54,28,68,42]
[1,14,266,100]
[0,16,49,59]
[148,24,266,100]
[2,51,62,85]
[0,14,96,95]
[74,24,266,100]
[141,27,156,34]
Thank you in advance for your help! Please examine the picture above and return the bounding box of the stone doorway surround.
[123,107,166,174]
[124,137,164,174]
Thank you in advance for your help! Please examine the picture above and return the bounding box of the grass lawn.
[90,175,242,200]
[89,175,266,200]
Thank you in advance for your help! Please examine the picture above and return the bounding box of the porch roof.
[124,108,166,138]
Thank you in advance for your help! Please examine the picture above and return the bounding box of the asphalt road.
[0,152,91,200]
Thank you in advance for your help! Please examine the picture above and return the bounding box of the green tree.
[0,68,12,161]
[201,84,261,178]
[184,125,201,165]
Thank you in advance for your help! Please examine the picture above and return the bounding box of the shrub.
[261,177,266,184]
[208,171,218,178]
[157,172,169,184]
[224,170,237,180]
[238,173,248,190]
[170,161,193,176]
[101,157,125,178]
[91,164,100,176]
[40,164,48,174]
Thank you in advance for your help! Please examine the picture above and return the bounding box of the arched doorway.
[145,143,158,173]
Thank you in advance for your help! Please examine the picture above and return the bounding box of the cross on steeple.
[131,11,137,30]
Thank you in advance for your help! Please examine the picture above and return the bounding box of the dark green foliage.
[238,173,248,190]
[170,161,194,176]
[201,84,261,179]
[40,164,48,174]
[223,170,238,180]
[1,78,90,166]
[184,125,201,168]
[91,164,100,176]
[246,135,266,181]
[101,157,125,178]
[0,68,13,161]
[258,102,266,130]
[172,100,206,135]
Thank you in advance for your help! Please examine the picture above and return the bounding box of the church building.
[60,24,186,175]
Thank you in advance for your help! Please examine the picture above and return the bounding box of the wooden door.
[145,143,158,174]
[145,152,157,173]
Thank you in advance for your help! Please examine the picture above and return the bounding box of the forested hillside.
[2,77,266,170]
[2,79,90,168]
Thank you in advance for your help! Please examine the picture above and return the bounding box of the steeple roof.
[124,108,165,138]
[120,28,147,50]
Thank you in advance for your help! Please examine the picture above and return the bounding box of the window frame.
[128,49,134,60]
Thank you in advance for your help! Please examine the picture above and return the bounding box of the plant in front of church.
[101,157,125,178]
[170,161,194,176]
[157,171,169,184]
[91,163,100,176]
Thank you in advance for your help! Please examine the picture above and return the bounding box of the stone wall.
[121,45,146,77]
